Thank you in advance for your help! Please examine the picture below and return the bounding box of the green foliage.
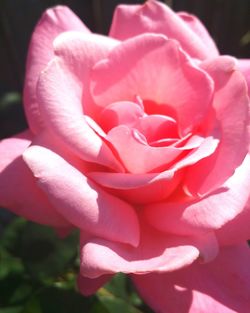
[0,92,21,111]
[0,215,153,313]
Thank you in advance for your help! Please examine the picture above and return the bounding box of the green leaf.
[0,272,31,307]
[97,288,143,313]
[0,218,153,312]
[0,248,25,280]
[240,31,250,46]
[20,296,43,313]
[37,287,94,313]
[89,301,109,313]
[104,273,128,300]
[99,275,153,313]
[9,284,32,304]
[0,92,21,110]
[15,223,79,283]
[0,218,27,251]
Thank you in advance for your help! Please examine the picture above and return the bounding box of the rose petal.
[107,124,216,174]
[53,31,119,117]
[237,59,250,95]
[54,226,73,238]
[132,244,250,313]
[109,0,217,59]
[216,203,250,246]
[178,12,219,57]
[90,133,219,191]
[0,131,68,226]
[24,6,89,133]
[170,135,219,171]
[89,169,175,190]
[99,101,145,133]
[80,221,200,279]
[107,125,189,173]
[144,154,250,236]
[89,170,182,204]
[135,114,178,144]
[77,274,112,296]
[91,34,214,135]
[216,189,250,245]
[37,32,123,171]
[23,145,140,247]
[89,135,219,204]
[185,56,249,195]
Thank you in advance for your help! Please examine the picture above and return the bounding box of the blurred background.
[0,1,249,312]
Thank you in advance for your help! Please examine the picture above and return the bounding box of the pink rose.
[1,1,250,312]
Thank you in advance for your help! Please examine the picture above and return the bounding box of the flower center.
[99,98,180,147]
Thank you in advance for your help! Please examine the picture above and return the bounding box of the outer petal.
[216,193,250,245]
[144,154,250,236]
[91,34,214,135]
[109,0,217,60]
[30,129,84,172]
[238,59,250,95]
[52,31,120,117]
[37,32,122,172]
[23,145,139,247]
[178,12,219,57]
[80,221,200,279]
[185,56,249,195]
[24,6,89,133]
[132,244,250,313]
[0,131,68,226]
[77,274,112,296]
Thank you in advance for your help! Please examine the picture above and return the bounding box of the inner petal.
[91,34,214,136]
[99,101,145,133]
[107,125,203,174]
[135,114,179,145]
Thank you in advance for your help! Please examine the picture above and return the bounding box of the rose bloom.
[1,1,250,312]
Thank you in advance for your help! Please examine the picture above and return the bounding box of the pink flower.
[1,1,250,312]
